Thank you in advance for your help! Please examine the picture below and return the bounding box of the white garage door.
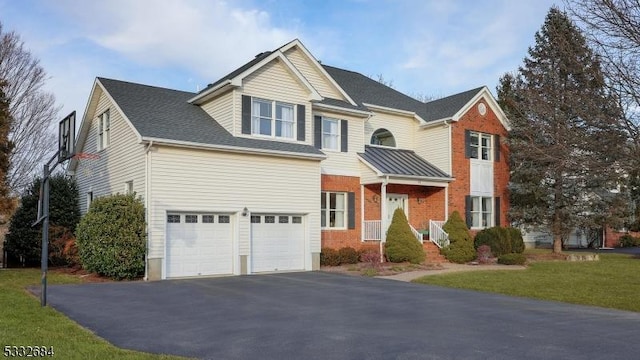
[166,213,233,278]
[251,214,305,273]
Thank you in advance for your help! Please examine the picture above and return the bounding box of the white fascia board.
[188,82,234,105]
[385,175,453,186]
[419,118,452,129]
[312,103,372,118]
[281,39,358,106]
[363,103,415,117]
[141,137,326,161]
[451,87,511,130]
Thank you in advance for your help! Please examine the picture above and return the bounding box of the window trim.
[251,97,296,139]
[468,131,492,161]
[86,191,93,209]
[470,195,493,229]
[321,117,341,151]
[97,110,110,151]
[321,191,347,229]
[124,181,133,194]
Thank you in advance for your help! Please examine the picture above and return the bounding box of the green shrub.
[497,253,527,265]
[4,175,80,266]
[338,247,359,264]
[440,211,475,263]
[619,234,640,248]
[384,208,425,264]
[76,194,146,280]
[320,247,341,266]
[474,226,524,256]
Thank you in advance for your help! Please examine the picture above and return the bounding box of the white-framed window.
[251,98,295,139]
[86,191,93,209]
[321,191,346,229]
[98,110,110,151]
[469,132,492,161]
[322,117,340,151]
[124,181,133,194]
[471,196,492,229]
[370,128,396,147]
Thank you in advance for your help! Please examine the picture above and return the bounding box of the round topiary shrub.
[441,211,475,263]
[474,226,521,256]
[320,247,341,266]
[384,208,426,264]
[497,253,526,265]
[338,247,359,264]
[76,194,146,280]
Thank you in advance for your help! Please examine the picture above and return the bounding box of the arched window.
[370,128,396,147]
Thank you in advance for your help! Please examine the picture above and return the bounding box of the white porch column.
[444,184,449,220]
[360,184,365,242]
[381,180,387,242]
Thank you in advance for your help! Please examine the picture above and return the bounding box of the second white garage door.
[166,213,233,278]
[251,214,305,273]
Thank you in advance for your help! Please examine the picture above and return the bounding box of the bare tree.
[0,23,58,194]
[566,0,640,227]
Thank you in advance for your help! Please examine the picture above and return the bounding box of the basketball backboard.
[58,111,76,163]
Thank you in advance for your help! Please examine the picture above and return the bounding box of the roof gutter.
[140,137,326,161]
[419,118,454,129]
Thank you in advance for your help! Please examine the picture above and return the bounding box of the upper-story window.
[322,117,340,150]
[97,110,110,151]
[370,128,396,147]
[468,131,492,161]
[252,98,294,139]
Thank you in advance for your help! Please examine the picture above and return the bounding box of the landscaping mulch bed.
[321,261,444,277]
[50,266,116,283]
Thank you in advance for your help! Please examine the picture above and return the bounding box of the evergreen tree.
[0,80,14,217]
[497,7,627,253]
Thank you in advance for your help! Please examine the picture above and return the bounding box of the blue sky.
[1,0,558,118]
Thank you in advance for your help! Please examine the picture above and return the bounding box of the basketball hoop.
[73,152,100,178]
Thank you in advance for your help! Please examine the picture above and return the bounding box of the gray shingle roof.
[98,77,324,156]
[358,146,451,179]
[313,97,368,112]
[323,64,483,122]
[198,51,273,94]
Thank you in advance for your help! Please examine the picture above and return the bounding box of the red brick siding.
[364,184,446,229]
[321,175,361,249]
[604,227,637,248]
[449,98,510,226]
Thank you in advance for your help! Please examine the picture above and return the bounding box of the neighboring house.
[70,39,510,280]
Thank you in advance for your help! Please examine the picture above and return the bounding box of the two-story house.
[70,39,510,280]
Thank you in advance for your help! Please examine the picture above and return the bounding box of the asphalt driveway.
[48,272,639,360]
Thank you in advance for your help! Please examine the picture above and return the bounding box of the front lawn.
[0,268,189,360]
[413,253,640,312]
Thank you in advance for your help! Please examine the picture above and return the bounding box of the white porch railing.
[363,220,424,243]
[363,220,382,240]
[429,220,450,248]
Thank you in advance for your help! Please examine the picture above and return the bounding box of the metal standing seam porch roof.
[358,145,452,180]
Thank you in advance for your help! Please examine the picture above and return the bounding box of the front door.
[386,194,408,228]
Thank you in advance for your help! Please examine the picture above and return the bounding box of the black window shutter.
[494,197,501,227]
[465,195,472,228]
[341,119,348,152]
[494,135,501,162]
[297,105,305,141]
[347,192,356,229]
[241,95,251,135]
[314,116,322,149]
[465,130,471,158]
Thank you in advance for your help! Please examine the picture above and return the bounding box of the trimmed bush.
[476,244,493,264]
[338,247,359,264]
[384,208,426,264]
[320,247,341,266]
[440,211,476,263]
[76,194,146,280]
[497,253,526,265]
[619,234,640,248]
[359,250,381,265]
[474,226,525,256]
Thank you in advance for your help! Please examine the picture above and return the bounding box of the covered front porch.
[358,145,454,248]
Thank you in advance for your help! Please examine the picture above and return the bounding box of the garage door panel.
[166,214,233,278]
[251,215,305,273]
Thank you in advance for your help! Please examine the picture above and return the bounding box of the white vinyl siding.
[97,110,110,151]
[148,146,320,268]
[283,47,345,100]
[415,124,451,175]
[364,112,415,150]
[75,90,146,214]
[359,162,379,184]
[315,110,363,176]
[238,60,311,142]
[200,91,234,134]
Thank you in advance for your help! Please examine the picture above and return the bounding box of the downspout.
[380,176,389,262]
[444,184,449,221]
[360,184,365,242]
[143,141,153,281]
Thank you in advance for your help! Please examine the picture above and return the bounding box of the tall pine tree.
[0,80,14,218]
[497,7,627,253]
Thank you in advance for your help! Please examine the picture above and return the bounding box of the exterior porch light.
[373,194,380,203]
[417,198,425,204]
[242,207,248,216]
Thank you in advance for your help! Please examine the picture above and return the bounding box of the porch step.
[423,241,447,264]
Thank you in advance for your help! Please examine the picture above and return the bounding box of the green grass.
[413,253,640,312]
[0,269,190,360]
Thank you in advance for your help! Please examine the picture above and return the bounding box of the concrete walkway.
[377,263,527,282]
